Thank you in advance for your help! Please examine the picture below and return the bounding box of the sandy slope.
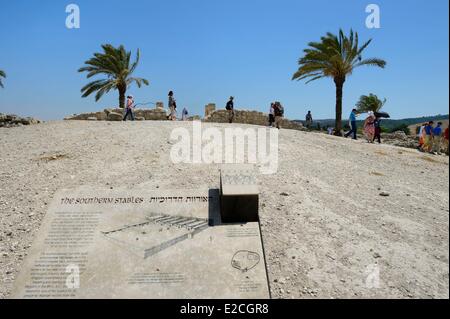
[0,121,448,299]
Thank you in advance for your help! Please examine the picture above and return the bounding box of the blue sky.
[0,0,448,120]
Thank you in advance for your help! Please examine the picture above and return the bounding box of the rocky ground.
[0,121,448,299]
[313,130,429,151]
[0,113,41,128]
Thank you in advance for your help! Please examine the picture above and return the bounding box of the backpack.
[225,101,233,111]
[274,104,284,116]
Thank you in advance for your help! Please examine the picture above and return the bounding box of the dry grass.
[370,171,385,176]
[398,149,417,155]
[37,153,69,162]
[375,150,388,156]
[420,155,445,164]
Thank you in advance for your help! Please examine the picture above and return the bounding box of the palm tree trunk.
[119,87,126,109]
[334,77,345,136]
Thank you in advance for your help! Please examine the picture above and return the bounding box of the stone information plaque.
[11,187,269,299]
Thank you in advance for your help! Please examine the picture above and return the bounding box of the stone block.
[205,103,216,118]
[107,112,123,121]
[220,164,259,223]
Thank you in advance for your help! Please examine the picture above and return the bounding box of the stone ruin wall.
[0,113,41,128]
[64,102,304,130]
[65,107,167,121]
[203,105,304,130]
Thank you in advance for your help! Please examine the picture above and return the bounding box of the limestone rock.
[107,112,123,121]
[0,113,41,128]
[135,109,167,121]
[381,132,417,149]
[65,108,167,122]
[205,103,216,117]
[188,115,202,121]
[203,109,304,131]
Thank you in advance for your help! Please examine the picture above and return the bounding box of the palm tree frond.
[0,69,6,88]
[355,93,387,113]
[355,58,387,68]
[78,44,149,106]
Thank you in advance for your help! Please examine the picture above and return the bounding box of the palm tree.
[78,44,149,108]
[356,93,386,113]
[292,29,386,135]
[0,70,6,88]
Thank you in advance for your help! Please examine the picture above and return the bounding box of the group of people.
[226,97,285,129]
[268,102,285,129]
[122,91,189,122]
[343,109,382,143]
[342,109,449,155]
[363,111,383,143]
[124,93,287,129]
[123,95,448,155]
[418,121,449,155]
[168,91,189,121]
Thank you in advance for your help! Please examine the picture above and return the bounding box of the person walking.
[123,95,135,121]
[363,111,376,143]
[182,107,188,121]
[168,91,177,120]
[432,122,443,155]
[273,102,284,129]
[268,103,275,127]
[305,111,313,129]
[422,121,434,153]
[373,116,382,143]
[418,123,426,150]
[344,109,358,139]
[226,96,235,124]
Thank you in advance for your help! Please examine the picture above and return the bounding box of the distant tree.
[78,44,149,108]
[356,94,386,113]
[292,29,386,135]
[0,70,6,88]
